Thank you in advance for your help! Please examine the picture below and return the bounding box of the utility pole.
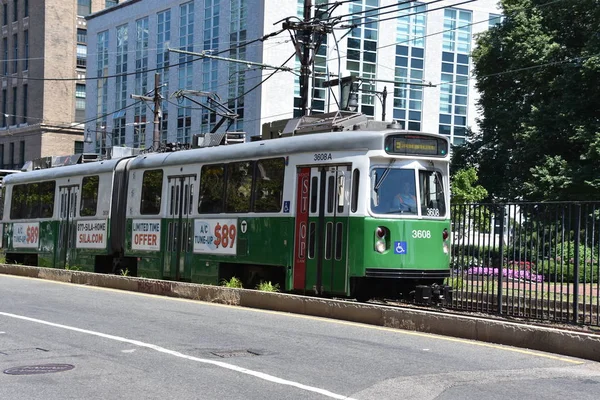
[131,73,162,151]
[282,0,331,116]
[300,0,312,116]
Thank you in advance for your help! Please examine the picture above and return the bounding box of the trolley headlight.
[442,228,449,254]
[374,226,390,253]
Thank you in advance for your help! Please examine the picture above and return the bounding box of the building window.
[23,30,28,70]
[157,9,171,143]
[134,17,148,148]
[24,0,27,18]
[177,2,194,143]
[439,8,472,145]
[11,87,16,125]
[228,1,247,130]
[76,44,87,68]
[115,23,127,141]
[22,84,26,123]
[19,140,24,166]
[489,13,502,28]
[9,142,14,167]
[345,0,379,117]
[74,140,84,154]
[2,38,7,75]
[0,144,4,167]
[77,0,91,16]
[1,89,6,127]
[2,4,7,25]
[201,0,220,132]
[75,83,85,122]
[393,2,426,131]
[13,0,17,22]
[105,0,118,7]
[77,29,87,44]
[12,33,17,72]
[113,117,126,146]
[96,30,109,154]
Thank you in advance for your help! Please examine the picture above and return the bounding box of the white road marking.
[121,349,136,353]
[0,311,356,400]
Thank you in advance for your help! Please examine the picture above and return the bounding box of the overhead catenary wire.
[339,0,477,28]
[2,28,287,82]
[333,0,443,23]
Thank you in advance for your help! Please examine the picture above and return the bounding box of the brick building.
[0,0,116,170]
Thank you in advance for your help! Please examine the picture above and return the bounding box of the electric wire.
[1,29,286,82]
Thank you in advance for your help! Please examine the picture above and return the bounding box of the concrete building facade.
[84,0,501,154]
[0,0,114,169]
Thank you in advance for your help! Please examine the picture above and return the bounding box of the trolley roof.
[2,158,128,185]
[2,129,449,186]
[129,129,446,170]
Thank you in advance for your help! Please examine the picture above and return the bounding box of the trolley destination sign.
[386,134,448,157]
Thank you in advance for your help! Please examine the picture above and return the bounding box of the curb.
[2,264,599,362]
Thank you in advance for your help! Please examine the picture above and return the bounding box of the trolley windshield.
[370,168,446,217]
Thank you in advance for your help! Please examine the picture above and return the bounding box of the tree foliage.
[451,167,488,204]
[465,0,600,201]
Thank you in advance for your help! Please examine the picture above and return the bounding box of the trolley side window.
[225,161,252,213]
[11,184,28,219]
[80,175,99,217]
[254,157,284,213]
[199,164,224,214]
[140,169,163,215]
[10,181,56,219]
[419,170,446,217]
[39,181,55,218]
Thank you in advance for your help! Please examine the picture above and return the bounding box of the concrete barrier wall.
[2,264,599,362]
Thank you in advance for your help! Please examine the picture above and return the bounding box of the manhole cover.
[4,364,75,375]
[210,350,260,358]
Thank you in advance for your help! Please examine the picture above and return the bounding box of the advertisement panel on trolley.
[193,219,237,255]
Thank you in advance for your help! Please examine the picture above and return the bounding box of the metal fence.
[450,202,600,327]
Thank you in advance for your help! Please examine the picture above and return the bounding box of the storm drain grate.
[4,364,75,375]
[210,350,260,358]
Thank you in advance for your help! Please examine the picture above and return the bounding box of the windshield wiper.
[374,159,396,192]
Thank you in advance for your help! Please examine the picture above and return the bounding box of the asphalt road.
[1,274,599,400]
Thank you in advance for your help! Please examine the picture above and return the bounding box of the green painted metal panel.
[348,217,451,276]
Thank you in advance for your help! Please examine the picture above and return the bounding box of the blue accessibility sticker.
[283,201,290,213]
[394,241,407,255]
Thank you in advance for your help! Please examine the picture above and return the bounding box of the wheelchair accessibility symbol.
[394,241,407,255]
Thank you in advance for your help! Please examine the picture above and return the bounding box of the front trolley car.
[1,127,451,301]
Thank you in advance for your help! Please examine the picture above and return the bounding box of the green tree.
[467,0,600,201]
[450,167,488,204]
[450,167,490,233]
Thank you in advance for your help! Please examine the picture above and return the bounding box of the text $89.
[214,223,237,248]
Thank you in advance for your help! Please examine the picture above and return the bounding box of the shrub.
[538,260,599,284]
[255,281,280,292]
[221,276,243,288]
